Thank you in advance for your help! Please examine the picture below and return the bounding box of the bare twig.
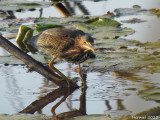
[0,35,78,88]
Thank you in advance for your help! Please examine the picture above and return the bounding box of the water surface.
[0,0,160,119]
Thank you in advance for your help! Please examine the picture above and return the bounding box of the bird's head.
[79,34,95,58]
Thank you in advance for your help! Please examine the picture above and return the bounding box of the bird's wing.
[37,30,75,56]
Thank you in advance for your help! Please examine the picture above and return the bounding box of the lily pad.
[139,41,160,49]
[67,114,111,120]
[83,36,160,74]
[0,114,51,120]
[12,3,42,6]
[150,8,160,17]
[0,54,50,65]
[121,18,146,24]
[84,17,121,27]
[16,25,33,52]
[138,87,160,101]
[114,8,148,16]
[1,16,160,75]
[35,24,63,33]
[0,0,51,11]
[132,5,141,8]
[91,27,135,39]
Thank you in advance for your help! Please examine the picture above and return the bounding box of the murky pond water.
[1,0,160,119]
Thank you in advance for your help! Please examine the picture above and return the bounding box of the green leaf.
[84,17,121,27]
[35,24,63,33]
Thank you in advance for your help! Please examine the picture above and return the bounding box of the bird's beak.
[90,47,95,53]
[87,43,95,53]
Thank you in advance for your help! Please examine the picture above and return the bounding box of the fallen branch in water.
[0,35,78,88]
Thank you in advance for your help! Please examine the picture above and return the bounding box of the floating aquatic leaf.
[16,26,33,52]
[13,3,41,6]
[35,24,63,33]
[114,8,148,16]
[150,8,160,17]
[123,105,160,120]
[139,41,160,49]
[0,54,49,65]
[152,51,160,56]
[76,23,91,31]
[92,27,135,39]
[0,114,51,120]
[32,17,135,39]
[0,0,51,11]
[1,16,160,75]
[132,5,141,8]
[121,18,146,24]
[84,17,121,27]
[138,87,160,101]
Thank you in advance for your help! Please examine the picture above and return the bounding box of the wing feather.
[36,29,76,56]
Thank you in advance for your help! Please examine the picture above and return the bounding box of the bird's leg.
[78,64,87,87]
[49,57,71,87]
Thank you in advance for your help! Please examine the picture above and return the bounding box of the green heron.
[36,28,95,87]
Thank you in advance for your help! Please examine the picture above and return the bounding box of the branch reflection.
[20,86,87,120]
[50,0,90,17]
[53,3,71,17]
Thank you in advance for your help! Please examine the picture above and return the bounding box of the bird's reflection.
[20,86,87,120]
[51,88,87,120]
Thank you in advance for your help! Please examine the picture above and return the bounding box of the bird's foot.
[81,81,87,88]
[84,84,87,88]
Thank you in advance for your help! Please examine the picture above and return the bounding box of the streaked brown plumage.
[36,28,95,87]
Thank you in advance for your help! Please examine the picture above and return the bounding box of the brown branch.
[74,2,90,15]
[64,0,75,15]
[0,35,78,88]
[54,3,71,17]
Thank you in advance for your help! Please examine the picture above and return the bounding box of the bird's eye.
[64,35,68,37]
[84,41,88,45]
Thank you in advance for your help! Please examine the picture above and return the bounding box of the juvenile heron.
[36,28,95,87]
